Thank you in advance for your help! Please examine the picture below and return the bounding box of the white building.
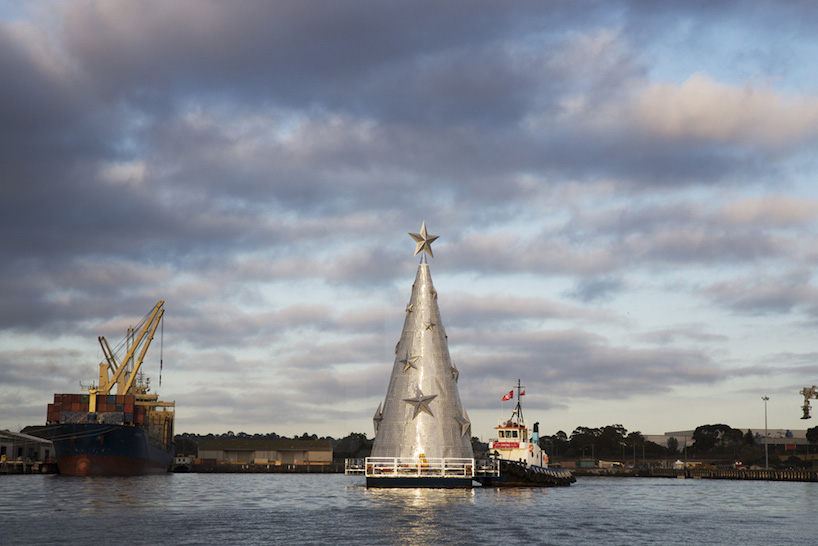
[197,438,333,466]
[0,430,53,461]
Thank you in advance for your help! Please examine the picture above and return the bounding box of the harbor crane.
[800,386,818,419]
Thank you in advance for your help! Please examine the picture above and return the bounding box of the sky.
[2,0,818,442]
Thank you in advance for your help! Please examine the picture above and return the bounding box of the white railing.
[345,458,366,474]
[346,457,501,477]
[474,458,500,477]
[357,457,475,478]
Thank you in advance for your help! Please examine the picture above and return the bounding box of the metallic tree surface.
[370,263,474,459]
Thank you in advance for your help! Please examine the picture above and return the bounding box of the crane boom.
[95,301,165,395]
[104,301,165,394]
[122,307,164,394]
[801,386,818,419]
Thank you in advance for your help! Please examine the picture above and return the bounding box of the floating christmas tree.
[370,222,473,459]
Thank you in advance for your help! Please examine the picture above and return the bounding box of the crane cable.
[159,315,164,387]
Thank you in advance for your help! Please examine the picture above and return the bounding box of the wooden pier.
[651,467,818,482]
[0,459,58,474]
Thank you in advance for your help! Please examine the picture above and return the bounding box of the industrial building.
[647,429,810,453]
[0,430,53,462]
[197,438,333,467]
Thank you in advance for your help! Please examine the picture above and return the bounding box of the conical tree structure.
[370,261,473,459]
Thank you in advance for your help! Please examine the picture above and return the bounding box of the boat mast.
[513,378,524,426]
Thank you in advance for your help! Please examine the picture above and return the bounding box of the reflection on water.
[364,484,476,508]
[1,474,815,545]
[363,487,477,545]
[80,476,164,510]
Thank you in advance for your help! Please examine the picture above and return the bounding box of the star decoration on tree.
[403,390,437,419]
[409,221,439,258]
[454,414,471,437]
[424,321,436,330]
[400,353,420,372]
[450,361,459,383]
[373,403,383,434]
[405,303,413,315]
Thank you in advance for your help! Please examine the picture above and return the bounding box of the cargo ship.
[36,302,175,476]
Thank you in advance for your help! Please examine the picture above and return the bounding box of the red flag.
[520,389,525,396]
[502,390,513,401]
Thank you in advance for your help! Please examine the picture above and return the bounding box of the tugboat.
[475,380,574,487]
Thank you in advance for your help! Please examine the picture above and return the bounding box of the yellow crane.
[800,386,818,419]
[84,301,174,416]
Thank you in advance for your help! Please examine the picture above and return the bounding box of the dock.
[650,467,818,482]
[0,459,58,474]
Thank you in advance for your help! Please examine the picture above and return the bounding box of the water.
[2,474,813,545]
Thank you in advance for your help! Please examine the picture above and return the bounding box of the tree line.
[540,423,809,467]
[176,422,818,466]
[173,430,375,461]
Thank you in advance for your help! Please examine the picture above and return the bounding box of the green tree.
[333,432,372,460]
[173,433,198,456]
[542,430,569,458]
[598,425,628,458]
[806,426,818,444]
[691,424,742,454]
[569,426,600,458]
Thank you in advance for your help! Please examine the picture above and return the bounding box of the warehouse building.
[197,438,333,467]
[0,430,53,461]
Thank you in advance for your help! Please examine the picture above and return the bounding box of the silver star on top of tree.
[400,353,420,372]
[409,221,439,257]
[403,390,438,419]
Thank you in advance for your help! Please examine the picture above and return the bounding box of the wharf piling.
[0,459,58,474]
[650,467,818,482]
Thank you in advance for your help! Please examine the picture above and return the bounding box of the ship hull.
[44,423,172,476]
[475,459,575,487]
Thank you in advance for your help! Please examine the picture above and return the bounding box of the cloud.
[701,270,818,316]
[453,328,724,409]
[631,74,818,147]
[565,276,626,303]
[635,324,730,345]
[720,196,818,227]
[3,1,818,436]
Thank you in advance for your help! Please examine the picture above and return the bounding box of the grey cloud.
[565,276,625,303]
[702,270,818,316]
[3,1,818,434]
[636,324,730,345]
[443,292,620,327]
[453,327,723,409]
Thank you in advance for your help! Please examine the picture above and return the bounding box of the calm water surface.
[2,474,813,545]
